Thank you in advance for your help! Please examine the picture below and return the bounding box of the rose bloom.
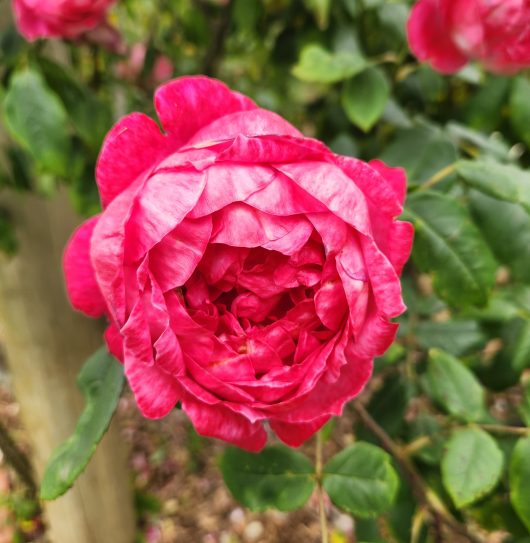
[407,0,530,74]
[12,0,116,41]
[64,77,413,451]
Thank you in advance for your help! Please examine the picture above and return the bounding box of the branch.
[0,421,37,497]
[202,0,234,77]
[352,402,484,543]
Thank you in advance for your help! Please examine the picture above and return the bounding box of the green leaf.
[381,125,457,185]
[38,58,111,151]
[292,44,366,84]
[341,67,390,132]
[404,191,497,308]
[469,191,530,283]
[3,69,71,177]
[510,436,530,531]
[303,0,331,29]
[425,349,486,422]
[465,76,510,133]
[510,77,530,149]
[40,348,124,500]
[323,442,398,517]
[456,160,530,214]
[415,320,486,357]
[442,428,503,508]
[220,446,314,511]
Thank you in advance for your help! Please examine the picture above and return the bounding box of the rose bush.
[407,0,530,74]
[63,76,412,451]
[12,0,116,41]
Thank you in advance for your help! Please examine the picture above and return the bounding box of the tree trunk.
[0,190,136,543]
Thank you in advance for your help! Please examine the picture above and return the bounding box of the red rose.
[407,0,530,74]
[12,0,116,41]
[64,77,413,451]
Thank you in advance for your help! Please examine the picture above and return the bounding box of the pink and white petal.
[218,134,330,164]
[154,76,256,147]
[189,164,276,218]
[182,398,267,452]
[104,324,124,363]
[368,160,408,209]
[125,358,181,419]
[96,113,169,208]
[187,108,302,146]
[210,203,311,250]
[150,216,212,291]
[385,220,414,276]
[64,216,106,317]
[126,170,207,261]
[270,415,330,447]
[278,162,372,237]
[407,0,468,73]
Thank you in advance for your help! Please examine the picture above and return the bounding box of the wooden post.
[0,190,136,543]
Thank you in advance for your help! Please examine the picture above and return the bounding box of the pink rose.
[64,77,412,451]
[12,0,116,41]
[407,0,530,74]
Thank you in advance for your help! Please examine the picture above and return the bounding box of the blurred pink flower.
[12,0,117,41]
[64,76,412,451]
[407,0,530,74]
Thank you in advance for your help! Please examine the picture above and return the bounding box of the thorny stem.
[353,402,485,543]
[315,430,328,543]
[419,163,457,191]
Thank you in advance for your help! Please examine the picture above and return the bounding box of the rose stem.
[315,430,329,543]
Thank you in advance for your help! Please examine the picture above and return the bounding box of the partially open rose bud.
[64,76,413,451]
[12,0,117,41]
[407,0,530,74]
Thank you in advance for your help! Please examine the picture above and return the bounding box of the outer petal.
[63,216,106,318]
[407,0,468,73]
[154,76,257,147]
[270,415,330,447]
[182,397,267,452]
[96,113,169,208]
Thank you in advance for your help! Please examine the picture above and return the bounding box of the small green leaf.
[510,77,530,149]
[220,446,315,511]
[323,442,398,517]
[3,68,71,177]
[425,349,486,422]
[342,67,390,132]
[404,191,497,308]
[303,0,331,29]
[40,348,124,500]
[415,320,486,357]
[292,44,366,84]
[456,160,530,214]
[442,428,503,508]
[510,436,530,531]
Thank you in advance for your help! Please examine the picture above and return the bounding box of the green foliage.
[510,436,530,531]
[220,446,315,511]
[323,442,399,517]
[442,428,503,508]
[40,348,124,500]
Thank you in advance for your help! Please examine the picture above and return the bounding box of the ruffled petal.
[63,216,106,318]
[270,416,330,447]
[154,76,256,147]
[96,113,169,208]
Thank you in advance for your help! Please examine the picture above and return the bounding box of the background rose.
[12,0,117,41]
[407,0,530,74]
[64,76,412,452]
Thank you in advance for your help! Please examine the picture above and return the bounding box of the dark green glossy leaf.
[220,446,314,511]
[404,191,497,308]
[470,191,530,283]
[510,77,530,149]
[442,428,503,508]
[40,348,124,500]
[425,349,486,422]
[415,320,486,356]
[323,442,398,517]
